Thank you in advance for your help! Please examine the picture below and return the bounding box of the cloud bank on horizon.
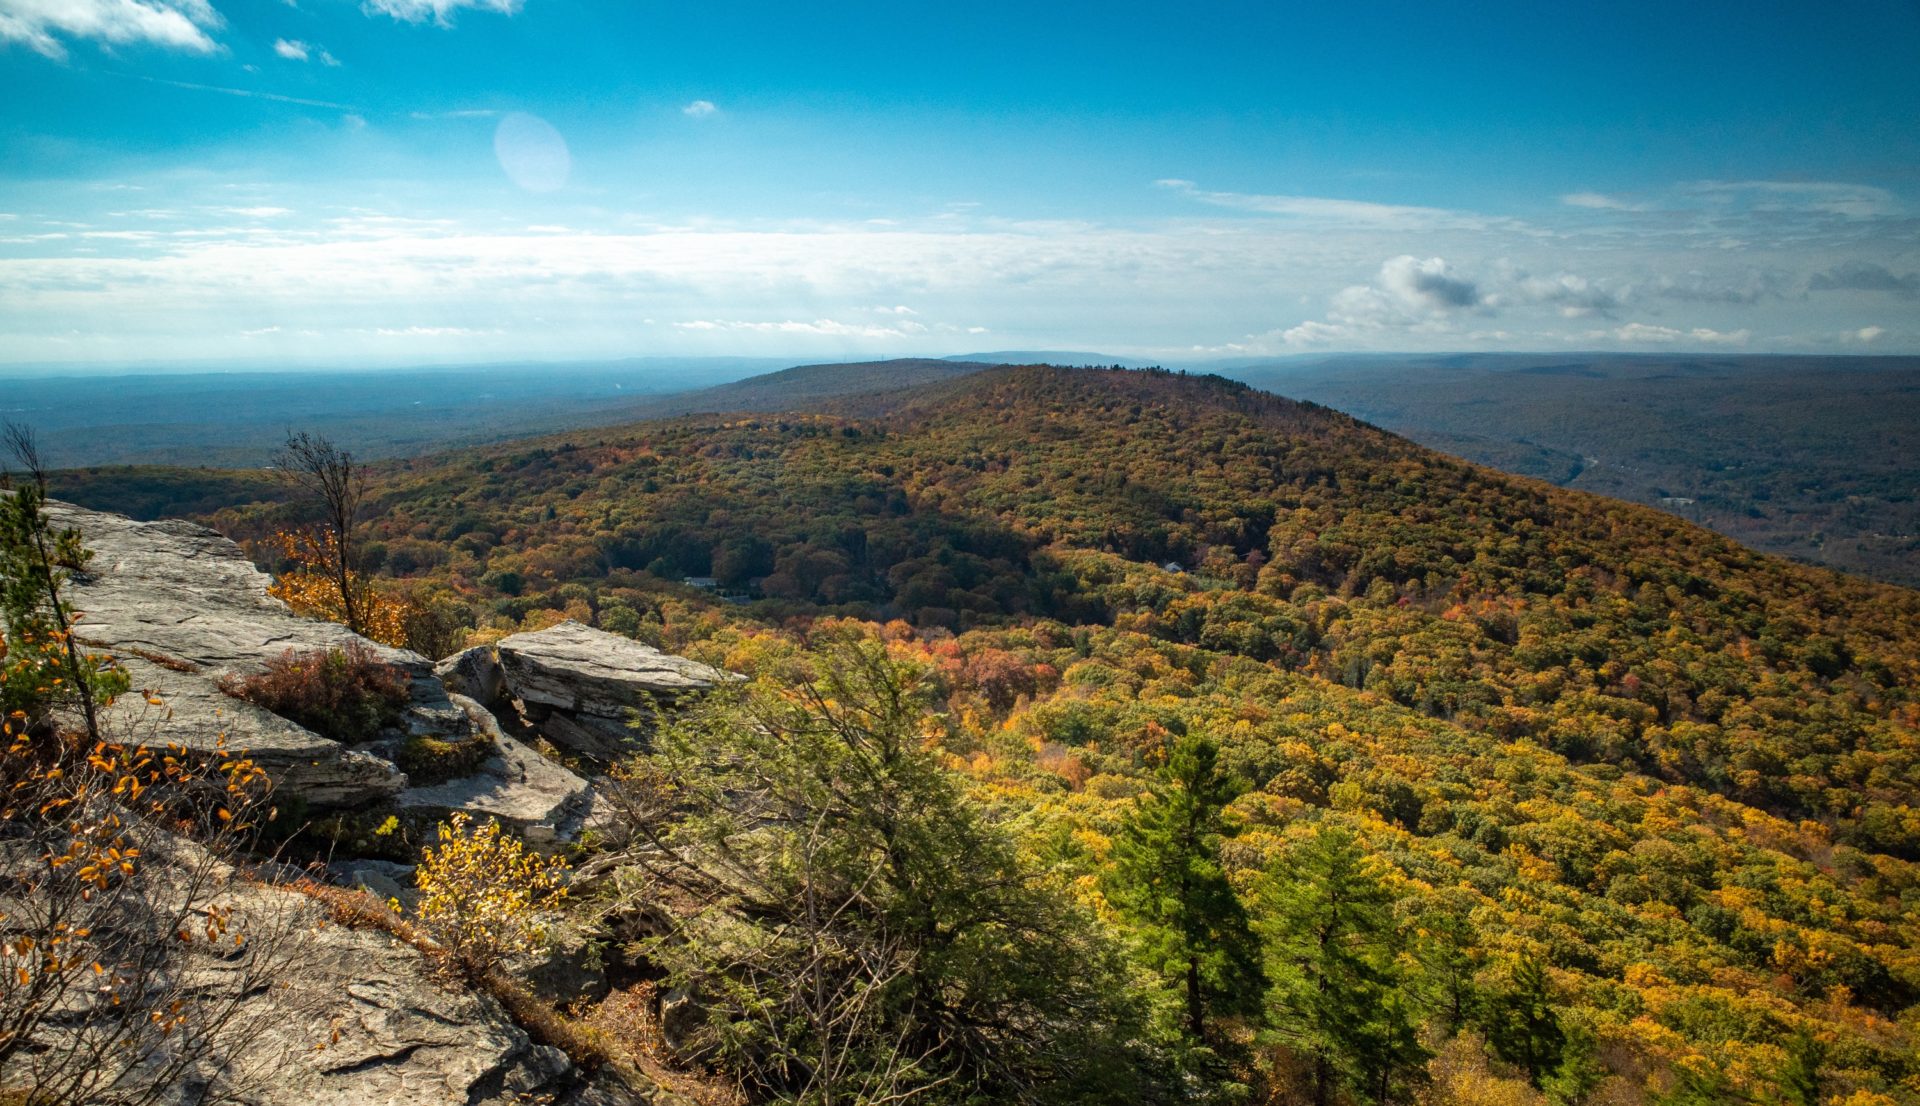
[0,0,1915,365]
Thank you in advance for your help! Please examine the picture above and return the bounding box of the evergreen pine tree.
[1258,823,1427,1106]
[1483,954,1566,1088]
[1105,730,1266,1043]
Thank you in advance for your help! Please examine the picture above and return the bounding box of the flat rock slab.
[49,502,423,675]
[103,656,408,806]
[494,621,729,718]
[213,878,588,1106]
[45,501,477,811]
[394,695,592,844]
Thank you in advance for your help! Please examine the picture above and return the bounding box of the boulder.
[515,921,613,1008]
[0,821,664,1106]
[41,503,720,849]
[48,503,417,674]
[202,875,664,1105]
[489,621,730,761]
[435,645,507,711]
[393,694,592,844]
[325,858,416,907]
[495,621,727,718]
[103,654,409,806]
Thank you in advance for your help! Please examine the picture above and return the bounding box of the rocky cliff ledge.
[50,501,721,842]
[439,620,732,764]
[33,503,720,1104]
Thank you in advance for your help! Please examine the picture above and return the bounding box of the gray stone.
[657,987,709,1063]
[516,925,612,1008]
[41,503,717,846]
[48,501,453,808]
[48,502,422,675]
[393,694,592,844]
[533,710,645,762]
[101,654,409,806]
[215,880,579,1106]
[327,859,416,907]
[435,645,507,710]
[495,621,728,718]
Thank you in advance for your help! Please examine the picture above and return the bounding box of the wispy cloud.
[1155,178,1506,230]
[1685,179,1901,219]
[1560,191,1644,211]
[676,317,929,339]
[1808,260,1919,298]
[0,0,223,60]
[1563,180,1903,221]
[273,37,338,65]
[1601,322,1750,345]
[681,99,718,118]
[122,73,353,110]
[362,0,521,26]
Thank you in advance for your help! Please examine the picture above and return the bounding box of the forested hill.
[55,363,1920,1098]
[1222,354,1920,588]
[204,364,1920,830]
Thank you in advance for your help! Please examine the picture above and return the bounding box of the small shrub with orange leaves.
[414,812,569,978]
[266,528,412,649]
[218,642,410,744]
[0,710,300,1104]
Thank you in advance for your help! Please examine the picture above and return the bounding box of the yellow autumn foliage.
[414,812,569,976]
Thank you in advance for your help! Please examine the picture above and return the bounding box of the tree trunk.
[1186,954,1203,1041]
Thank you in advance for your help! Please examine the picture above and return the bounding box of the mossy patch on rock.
[397,733,497,786]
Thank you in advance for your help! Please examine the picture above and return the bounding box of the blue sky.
[2,0,1917,366]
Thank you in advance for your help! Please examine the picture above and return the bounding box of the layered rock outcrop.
[25,503,721,1104]
[49,501,596,840]
[439,621,731,763]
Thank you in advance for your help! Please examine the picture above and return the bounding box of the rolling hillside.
[51,364,1920,1099]
[1224,353,1920,587]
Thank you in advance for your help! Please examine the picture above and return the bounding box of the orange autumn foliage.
[266,529,411,648]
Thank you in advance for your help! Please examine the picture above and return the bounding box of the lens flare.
[492,112,570,193]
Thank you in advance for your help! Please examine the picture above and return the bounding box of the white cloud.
[1375,255,1481,310]
[1490,270,1621,317]
[1277,255,1485,345]
[362,0,520,26]
[1605,322,1750,345]
[0,0,222,60]
[681,99,718,118]
[1561,191,1641,211]
[675,317,929,339]
[273,37,337,64]
[1156,178,1511,230]
[1854,326,1885,344]
[1685,180,1900,219]
[2,184,1914,361]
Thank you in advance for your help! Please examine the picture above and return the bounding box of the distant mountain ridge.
[944,350,1161,367]
[1220,352,1920,586]
[615,357,995,419]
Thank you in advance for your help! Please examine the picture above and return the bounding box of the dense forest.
[50,364,1920,1103]
[1226,354,1920,588]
